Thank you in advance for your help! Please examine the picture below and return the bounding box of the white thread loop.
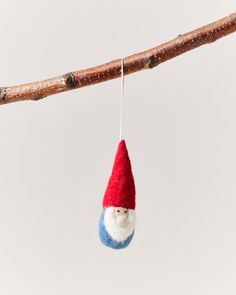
[119,57,125,141]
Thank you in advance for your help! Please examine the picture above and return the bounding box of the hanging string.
[119,57,125,141]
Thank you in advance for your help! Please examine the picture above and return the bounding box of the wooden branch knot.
[64,72,78,88]
[148,55,160,69]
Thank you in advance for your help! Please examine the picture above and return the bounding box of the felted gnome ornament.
[99,140,136,249]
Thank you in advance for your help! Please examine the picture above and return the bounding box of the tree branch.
[1,12,236,106]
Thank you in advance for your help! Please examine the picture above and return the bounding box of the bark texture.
[1,12,236,105]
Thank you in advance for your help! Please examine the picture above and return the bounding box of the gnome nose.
[117,215,127,224]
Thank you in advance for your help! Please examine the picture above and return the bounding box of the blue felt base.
[99,210,134,250]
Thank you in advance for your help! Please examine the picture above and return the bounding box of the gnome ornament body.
[99,140,136,249]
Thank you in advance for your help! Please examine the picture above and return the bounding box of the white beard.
[104,207,135,242]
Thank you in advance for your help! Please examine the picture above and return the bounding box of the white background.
[0,1,235,294]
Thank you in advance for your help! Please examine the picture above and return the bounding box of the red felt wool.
[103,140,136,209]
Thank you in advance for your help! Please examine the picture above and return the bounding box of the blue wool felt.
[99,210,134,250]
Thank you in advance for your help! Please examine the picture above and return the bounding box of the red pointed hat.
[103,140,136,209]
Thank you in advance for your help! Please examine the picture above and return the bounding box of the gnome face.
[114,207,129,226]
[104,206,135,242]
